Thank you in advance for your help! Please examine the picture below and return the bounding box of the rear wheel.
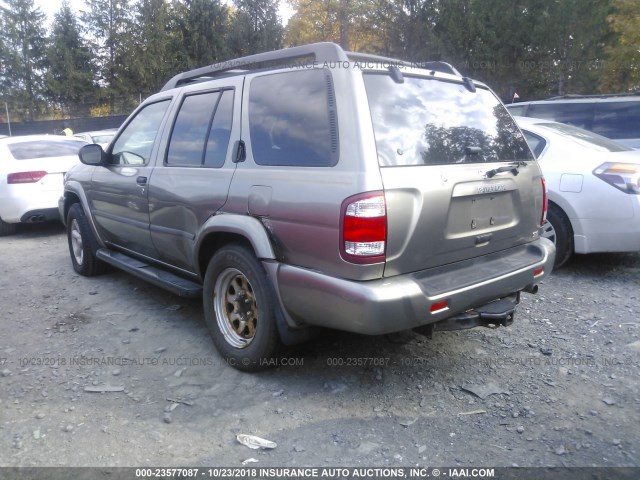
[0,218,17,236]
[67,204,106,276]
[203,245,281,371]
[542,204,574,269]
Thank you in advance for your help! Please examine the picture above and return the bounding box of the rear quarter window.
[248,69,338,167]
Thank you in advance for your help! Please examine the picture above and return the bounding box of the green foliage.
[0,0,48,120]
[45,1,96,116]
[1,0,639,121]
[81,0,135,113]
[602,0,640,91]
[229,0,283,56]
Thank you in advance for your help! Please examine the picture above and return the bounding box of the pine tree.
[0,0,48,121]
[46,0,96,117]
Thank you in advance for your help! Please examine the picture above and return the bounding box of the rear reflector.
[540,177,548,226]
[7,171,47,184]
[533,267,544,277]
[430,300,449,314]
[341,192,386,264]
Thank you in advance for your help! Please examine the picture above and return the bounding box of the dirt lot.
[1,222,639,470]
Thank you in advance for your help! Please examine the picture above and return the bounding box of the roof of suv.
[161,42,475,93]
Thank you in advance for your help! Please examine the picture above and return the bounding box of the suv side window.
[111,100,170,165]
[527,103,594,130]
[249,69,338,167]
[593,101,640,140]
[167,89,234,167]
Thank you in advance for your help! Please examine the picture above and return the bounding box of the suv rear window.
[364,74,533,166]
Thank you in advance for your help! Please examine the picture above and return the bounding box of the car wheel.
[0,218,17,236]
[203,245,281,371]
[542,204,574,269]
[67,204,106,276]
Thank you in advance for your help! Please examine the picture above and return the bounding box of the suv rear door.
[362,72,544,276]
[148,78,242,271]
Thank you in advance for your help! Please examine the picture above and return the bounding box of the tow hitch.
[414,293,519,339]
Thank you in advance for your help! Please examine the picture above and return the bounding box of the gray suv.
[60,43,555,370]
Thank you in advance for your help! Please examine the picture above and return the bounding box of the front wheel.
[67,204,106,276]
[203,245,281,371]
[541,204,574,269]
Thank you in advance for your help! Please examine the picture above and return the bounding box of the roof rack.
[161,42,349,91]
[545,92,640,100]
[161,42,463,91]
[344,52,461,76]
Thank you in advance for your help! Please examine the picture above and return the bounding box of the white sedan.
[0,135,87,235]
[515,116,640,267]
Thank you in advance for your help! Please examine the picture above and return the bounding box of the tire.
[203,245,281,371]
[66,203,107,276]
[0,218,17,236]
[541,204,574,269]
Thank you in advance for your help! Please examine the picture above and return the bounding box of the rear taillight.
[593,163,640,194]
[540,177,548,226]
[340,192,387,264]
[7,171,47,184]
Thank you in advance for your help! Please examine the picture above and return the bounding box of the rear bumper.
[276,238,555,335]
[0,187,62,224]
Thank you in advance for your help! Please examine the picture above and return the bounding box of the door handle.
[136,176,147,186]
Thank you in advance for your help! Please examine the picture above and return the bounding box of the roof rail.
[345,52,461,76]
[161,42,464,91]
[161,42,349,91]
[545,92,640,100]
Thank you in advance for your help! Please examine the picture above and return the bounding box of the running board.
[96,249,203,298]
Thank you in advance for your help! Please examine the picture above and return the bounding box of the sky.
[31,0,294,28]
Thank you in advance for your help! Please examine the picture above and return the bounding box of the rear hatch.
[362,72,544,276]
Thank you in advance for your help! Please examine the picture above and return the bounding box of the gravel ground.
[1,222,639,472]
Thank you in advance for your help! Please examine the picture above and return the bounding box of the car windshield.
[363,73,533,166]
[8,140,86,160]
[538,122,631,152]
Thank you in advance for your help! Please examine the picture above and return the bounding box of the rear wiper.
[484,161,527,178]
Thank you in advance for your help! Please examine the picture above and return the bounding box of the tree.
[46,0,96,116]
[127,0,182,95]
[602,0,640,92]
[229,0,283,56]
[0,0,48,121]
[534,0,611,96]
[285,0,381,51]
[81,0,135,113]
[174,0,231,68]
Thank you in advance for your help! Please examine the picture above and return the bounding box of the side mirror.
[79,143,105,166]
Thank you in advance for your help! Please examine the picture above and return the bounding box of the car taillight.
[593,162,640,194]
[7,171,47,184]
[341,192,387,264]
[540,177,548,226]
